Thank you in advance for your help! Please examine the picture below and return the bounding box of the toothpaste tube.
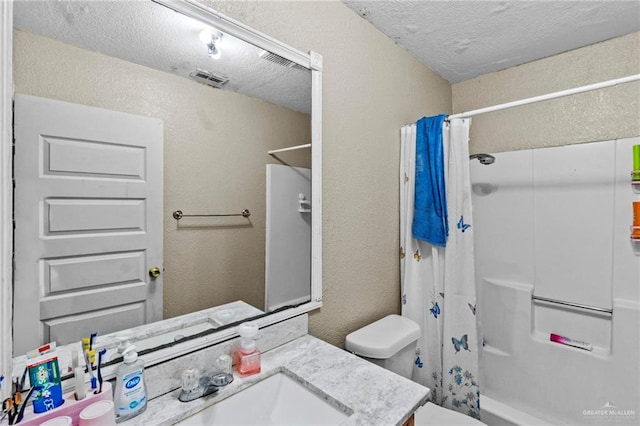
[27,354,64,413]
[550,333,593,351]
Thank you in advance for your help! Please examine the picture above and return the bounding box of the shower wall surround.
[470,137,640,424]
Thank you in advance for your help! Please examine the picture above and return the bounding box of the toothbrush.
[88,350,97,390]
[95,348,106,394]
[82,337,91,371]
[89,332,97,351]
[14,385,40,425]
[5,397,13,425]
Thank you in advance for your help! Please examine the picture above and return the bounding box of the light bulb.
[199,29,222,45]
[199,28,223,59]
[199,29,213,45]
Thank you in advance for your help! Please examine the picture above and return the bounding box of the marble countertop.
[127,334,431,426]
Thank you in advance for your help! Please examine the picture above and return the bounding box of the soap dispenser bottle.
[114,345,147,422]
[235,322,261,377]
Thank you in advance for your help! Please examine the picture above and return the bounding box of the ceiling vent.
[189,68,229,88]
[259,50,307,71]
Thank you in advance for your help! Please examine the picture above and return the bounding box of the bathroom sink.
[177,371,351,425]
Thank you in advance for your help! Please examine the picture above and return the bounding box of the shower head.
[470,153,495,165]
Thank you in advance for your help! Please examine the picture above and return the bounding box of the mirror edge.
[1,0,13,401]
[1,0,323,386]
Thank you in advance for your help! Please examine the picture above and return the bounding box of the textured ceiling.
[13,1,312,113]
[343,0,640,83]
[14,1,640,100]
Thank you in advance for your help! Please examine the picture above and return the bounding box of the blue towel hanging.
[412,114,448,246]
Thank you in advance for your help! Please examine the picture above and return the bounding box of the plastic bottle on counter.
[235,322,261,377]
[113,345,147,422]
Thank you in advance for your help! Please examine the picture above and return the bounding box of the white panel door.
[265,165,311,311]
[13,94,163,355]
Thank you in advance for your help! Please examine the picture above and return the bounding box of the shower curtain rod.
[448,74,640,120]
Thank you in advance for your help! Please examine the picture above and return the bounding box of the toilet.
[345,314,484,425]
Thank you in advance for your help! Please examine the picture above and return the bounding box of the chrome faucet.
[178,368,234,402]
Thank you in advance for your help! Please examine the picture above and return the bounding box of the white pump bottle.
[114,345,147,422]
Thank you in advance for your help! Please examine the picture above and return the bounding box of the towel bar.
[532,295,612,315]
[172,209,251,220]
[268,143,311,155]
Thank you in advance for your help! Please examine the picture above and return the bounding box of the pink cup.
[41,417,73,426]
[78,400,116,426]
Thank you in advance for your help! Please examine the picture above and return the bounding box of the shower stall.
[452,75,640,425]
[470,139,640,425]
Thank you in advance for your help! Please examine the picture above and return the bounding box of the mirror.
[8,0,322,376]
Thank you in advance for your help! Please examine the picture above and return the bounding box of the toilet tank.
[345,314,420,379]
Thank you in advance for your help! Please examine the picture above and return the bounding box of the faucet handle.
[208,371,234,387]
[216,354,232,375]
[181,368,201,393]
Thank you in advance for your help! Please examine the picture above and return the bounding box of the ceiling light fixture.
[199,29,223,59]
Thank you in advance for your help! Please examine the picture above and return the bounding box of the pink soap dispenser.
[235,322,261,377]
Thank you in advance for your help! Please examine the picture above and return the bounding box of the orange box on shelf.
[633,202,640,238]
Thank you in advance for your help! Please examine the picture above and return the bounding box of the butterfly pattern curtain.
[400,118,481,420]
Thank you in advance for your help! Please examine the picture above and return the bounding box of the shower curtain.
[400,117,480,420]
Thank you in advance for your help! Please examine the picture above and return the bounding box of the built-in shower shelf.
[533,301,612,352]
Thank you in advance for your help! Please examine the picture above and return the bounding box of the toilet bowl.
[345,314,483,425]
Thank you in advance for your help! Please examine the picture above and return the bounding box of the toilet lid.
[345,314,420,359]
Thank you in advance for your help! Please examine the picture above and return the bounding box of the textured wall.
[201,0,452,346]
[13,30,310,319]
[453,32,640,154]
